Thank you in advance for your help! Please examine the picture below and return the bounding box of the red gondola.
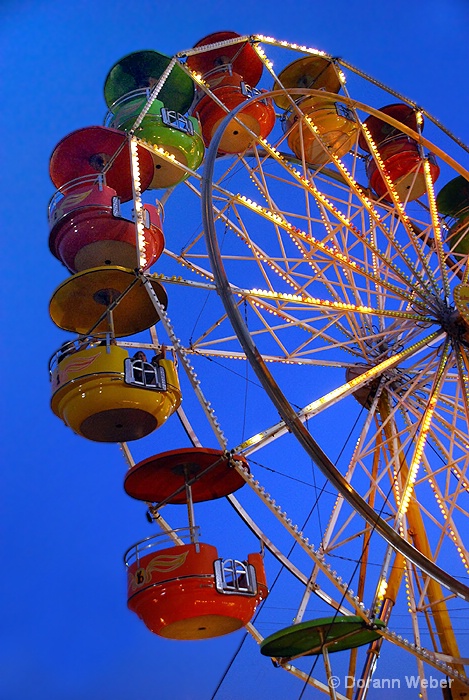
[48,178,164,272]
[124,447,248,503]
[186,31,264,88]
[359,104,439,201]
[49,126,154,202]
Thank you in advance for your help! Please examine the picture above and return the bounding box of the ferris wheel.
[47,31,469,699]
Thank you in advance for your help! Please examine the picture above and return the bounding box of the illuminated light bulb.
[377,577,388,600]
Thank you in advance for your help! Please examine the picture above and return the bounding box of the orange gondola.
[187,31,275,154]
[191,70,275,153]
[125,533,268,640]
[283,95,357,165]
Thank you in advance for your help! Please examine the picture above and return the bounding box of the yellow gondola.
[49,266,167,337]
[50,343,181,442]
[273,56,357,165]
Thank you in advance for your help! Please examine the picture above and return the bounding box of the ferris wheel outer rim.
[200,92,469,604]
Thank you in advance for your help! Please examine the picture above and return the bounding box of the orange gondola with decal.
[123,449,267,638]
[125,531,268,640]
